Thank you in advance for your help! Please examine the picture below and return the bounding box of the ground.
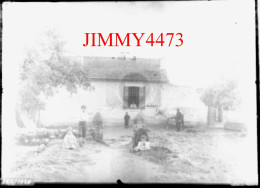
[2,126,258,184]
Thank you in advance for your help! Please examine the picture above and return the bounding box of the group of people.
[124,108,184,151]
[124,111,150,151]
[126,108,185,131]
[63,105,184,152]
[63,105,104,149]
[131,119,150,152]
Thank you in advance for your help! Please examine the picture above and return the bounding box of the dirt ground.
[2,126,258,184]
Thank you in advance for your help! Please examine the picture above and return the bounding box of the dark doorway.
[128,87,139,108]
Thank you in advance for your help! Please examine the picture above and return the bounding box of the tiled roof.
[79,56,168,83]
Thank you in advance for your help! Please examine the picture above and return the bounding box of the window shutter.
[139,87,146,109]
[123,86,128,109]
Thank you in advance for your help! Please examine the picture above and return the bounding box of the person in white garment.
[78,105,89,146]
[63,127,78,149]
[133,134,150,152]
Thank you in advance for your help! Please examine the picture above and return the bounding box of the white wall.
[40,80,162,126]
[40,82,209,127]
[160,84,208,125]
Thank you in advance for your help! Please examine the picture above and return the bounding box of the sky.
[3,1,256,88]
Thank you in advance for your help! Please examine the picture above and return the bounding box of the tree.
[200,79,241,126]
[17,30,90,128]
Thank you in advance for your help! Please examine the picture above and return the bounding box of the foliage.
[200,80,241,110]
[18,30,90,122]
[15,128,66,146]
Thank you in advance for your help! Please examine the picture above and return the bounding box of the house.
[40,56,207,127]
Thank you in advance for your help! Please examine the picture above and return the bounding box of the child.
[124,112,130,128]
[131,119,149,150]
[133,134,150,152]
[63,127,78,149]
[78,105,89,147]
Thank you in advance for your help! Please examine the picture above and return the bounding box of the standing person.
[124,112,131,128]
[175,108,184,131]
[78,105,89,147]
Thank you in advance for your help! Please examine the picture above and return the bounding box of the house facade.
[40,56,207,127]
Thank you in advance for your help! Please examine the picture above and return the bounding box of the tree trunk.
[36,107,42,128]
[15,104,25,128]
[218,105,223,122]
[207,106,216,126]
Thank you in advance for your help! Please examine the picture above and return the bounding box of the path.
[4,127,258,184]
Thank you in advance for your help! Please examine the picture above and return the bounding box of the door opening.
[128,87,139,108]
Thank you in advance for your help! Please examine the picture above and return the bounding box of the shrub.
[15,128,67,146]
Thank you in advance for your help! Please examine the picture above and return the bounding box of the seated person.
[130,103,137,109]
[132,124,149,149]
[133,119,145,131]
[91,112,104,142]
[63,127,78,149]
[128,111,148,149]
[134,134,150,152]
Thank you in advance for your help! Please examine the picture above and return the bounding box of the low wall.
[224,122,247,131]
